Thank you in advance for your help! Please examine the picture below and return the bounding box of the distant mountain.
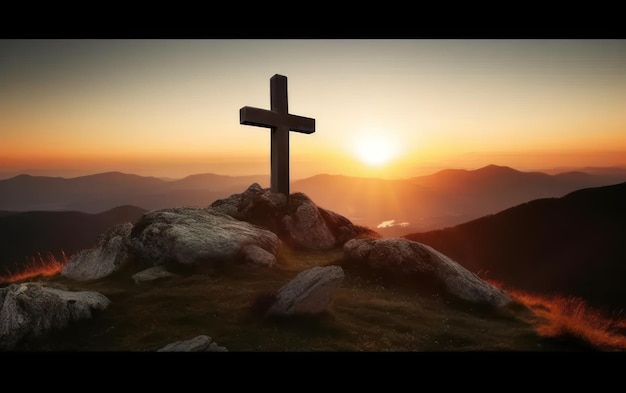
[405,182,626,312]
[2,165,626,232]
[293,164,626,232]
[0,172,269,213]
[0,205,147,274]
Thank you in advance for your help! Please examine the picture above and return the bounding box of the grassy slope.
[404,182,626,312]
[11,246,607,352]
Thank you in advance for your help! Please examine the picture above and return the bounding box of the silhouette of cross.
[240,74,316,197]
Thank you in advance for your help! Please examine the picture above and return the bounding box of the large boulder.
[128,207,280,269]
[61,223,133,281]
[211,183,378,250]
[266,265,345,316]
[0,282,110,350]
[343,238,512,308]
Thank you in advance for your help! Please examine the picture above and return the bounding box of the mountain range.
[2,165,626,233]
[0,172,269,214]
[292,164,626,233]
[405,181,626,312]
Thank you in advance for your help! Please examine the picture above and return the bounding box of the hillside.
[405,182,626,312]
[6,247,612,352]
[0,205,147,274]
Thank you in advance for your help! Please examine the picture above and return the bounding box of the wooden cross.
[240,74,316,197]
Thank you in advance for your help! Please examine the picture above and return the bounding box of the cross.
[240,74,316,197]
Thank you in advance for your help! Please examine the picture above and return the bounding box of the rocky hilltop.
[1,184,518,351]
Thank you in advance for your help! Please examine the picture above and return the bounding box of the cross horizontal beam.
[240,106,315,134]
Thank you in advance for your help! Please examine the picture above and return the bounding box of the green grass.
[8,245,624,352]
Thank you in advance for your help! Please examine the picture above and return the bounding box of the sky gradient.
[1,39,625,179]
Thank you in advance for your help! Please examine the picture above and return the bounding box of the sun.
[354,132,398,167]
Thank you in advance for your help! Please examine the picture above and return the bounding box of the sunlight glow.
[353,130,400,167]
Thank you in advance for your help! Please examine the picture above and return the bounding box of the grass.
[5,245,626,352]
[0,251,67,284]
[500,285,626,351]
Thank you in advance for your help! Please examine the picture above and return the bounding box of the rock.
[128,207,280,269]
[266,265,345,316]
[132,266,177,284]
[210,183,286,225]
[157,335,228,352]
[211,184,378,250]
[343,238,512,308]
[61,223,133,281]
[318,206,373,245]
[240,244,277,267]
[0,282,110,350]
[281,196,337,250]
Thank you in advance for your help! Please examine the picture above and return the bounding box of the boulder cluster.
[0,184,511,351]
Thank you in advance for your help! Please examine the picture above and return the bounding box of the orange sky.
[1,39,625,179]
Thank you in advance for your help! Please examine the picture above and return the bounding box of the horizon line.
[3,162,626,182]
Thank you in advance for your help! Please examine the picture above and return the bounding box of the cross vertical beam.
[239,74,316,197]
[271,75,289,195]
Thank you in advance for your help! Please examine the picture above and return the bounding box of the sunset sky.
[1,39,625,180]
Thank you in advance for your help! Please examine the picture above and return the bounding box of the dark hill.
[0,205,147,274]
[405,182,626,312]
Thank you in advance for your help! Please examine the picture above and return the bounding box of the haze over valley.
[2,164,625,234]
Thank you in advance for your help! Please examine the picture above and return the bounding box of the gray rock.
[211,184,377,250]
[128,207,280,269]
[318,206,369,245]
[0,282,110,350]
[157,335,228,352]
[281,195,337,250]
[132,266,177,284]
[62,223,133,281]
[267,265,345,316]
[343,238,512,308]
[211,183,287,222]
[240,244,278,267]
